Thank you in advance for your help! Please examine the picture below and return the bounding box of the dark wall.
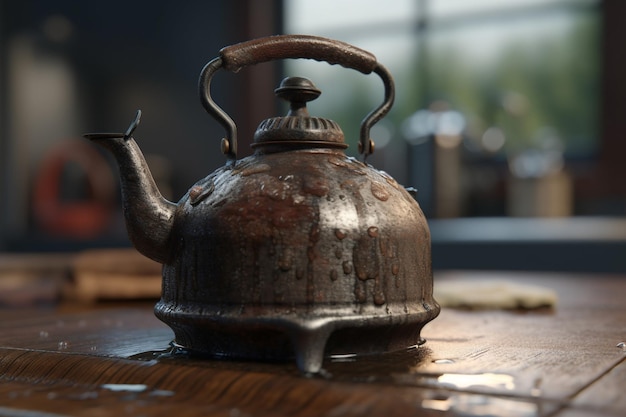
[0,0,283,251]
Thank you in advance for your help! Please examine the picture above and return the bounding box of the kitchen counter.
[0,271,625,416]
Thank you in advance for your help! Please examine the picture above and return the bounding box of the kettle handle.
[199,34,395,161]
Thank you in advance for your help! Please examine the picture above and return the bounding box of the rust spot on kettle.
[340,179,358,192]
[353,230,380,283]
[302,177,329,197]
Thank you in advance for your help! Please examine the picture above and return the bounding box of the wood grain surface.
[0,271,625,416]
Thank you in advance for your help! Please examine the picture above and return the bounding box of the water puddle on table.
[119,341,555,415]
[127,341,433,381]
[126,345,180,362]
[421,393,539,417]
[100,384,148,393]
[436,372,516,391]
[126,341,525,403]
[100,384,175,397]
[126,342,518,393]
[387,368,524,402]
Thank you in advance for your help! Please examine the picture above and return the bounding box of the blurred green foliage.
[307,9,600,159]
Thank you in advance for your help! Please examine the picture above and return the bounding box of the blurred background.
[1,0,625,277]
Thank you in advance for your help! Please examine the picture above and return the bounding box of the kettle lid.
[252,77,346,153]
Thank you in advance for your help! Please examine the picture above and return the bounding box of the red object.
[32,139,116,239]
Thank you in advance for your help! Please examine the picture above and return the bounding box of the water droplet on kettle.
[328,156,350,168]
[391,264,400,276]
[374,292,386,305]
[405,186,418,198]
[296,268,305,280]
[370,181,390,201]
[278,259,291,272]
[354,284,366,303]
[335,248,343,259]
[240,163,271,176]
[57,341,69,350]
[39,330,49,339]
[330,270,338,281]
[189,185,203,200]
[353,234,380,282]
[189,181,215,205]
[335,229,347,240]
[306,245,317,262]
[367,226,379,238]
[343,261,352,274]
[381,172,400,189]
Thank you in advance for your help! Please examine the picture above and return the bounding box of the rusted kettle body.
[85,35,439,373]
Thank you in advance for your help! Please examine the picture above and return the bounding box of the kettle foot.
[290,326,333,374]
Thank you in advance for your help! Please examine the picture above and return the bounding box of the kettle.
[85,35,439,373]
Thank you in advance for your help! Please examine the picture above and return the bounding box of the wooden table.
[0,271,625,416]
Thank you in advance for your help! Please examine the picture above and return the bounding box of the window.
[284,0,601,218]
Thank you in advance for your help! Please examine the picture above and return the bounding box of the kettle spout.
[84,111,176,263]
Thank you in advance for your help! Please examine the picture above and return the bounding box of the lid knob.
[252,77,346,153]
[275,77,321,117]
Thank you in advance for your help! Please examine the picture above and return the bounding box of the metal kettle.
[85,35,439,373]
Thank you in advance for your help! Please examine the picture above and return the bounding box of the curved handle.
[220,35,378,74]
[199,34,395,161]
